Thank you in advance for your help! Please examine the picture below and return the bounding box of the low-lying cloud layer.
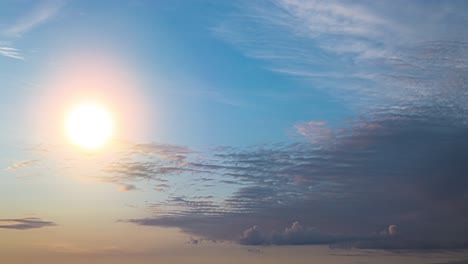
[117,112,468,249]
[0,217,57,230]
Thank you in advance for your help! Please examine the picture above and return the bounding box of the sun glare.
[65,102,113,149]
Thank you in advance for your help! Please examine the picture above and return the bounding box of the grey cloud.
[388,225,398,236]
[187,237,199,245]
[122,114,468,249]
[95,143,207,191]
[124,214,264,242]
[43,2,467,247]
[130,143,193,162]
[119,184,137,192]
[0,217,57,230]
[240,222,347,246]
[435,261,468,264]
[240,225,264,245]
[185,237,220,245]
[295,120,334,144]
[247,248,263,254]
[238,221,468,249]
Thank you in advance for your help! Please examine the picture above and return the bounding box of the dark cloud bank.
[117,112,468,249]
[97,1,468,250]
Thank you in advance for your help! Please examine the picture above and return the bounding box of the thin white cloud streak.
[276,0,393,38]
[0,46,24,60]
[3,0,65,37]
[0,0,65,59]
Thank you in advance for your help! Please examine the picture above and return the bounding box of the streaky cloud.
[213,0,468,122]
[5,159,38,171]
[2,0,65,37]
[0,46,24,60]
[0,217,57,230]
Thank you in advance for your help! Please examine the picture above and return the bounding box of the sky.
[1,0,468,263]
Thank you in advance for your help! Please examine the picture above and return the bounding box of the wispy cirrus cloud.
[0,45,24,60]
[213,0,468,122]
[0,0,65,59]
[1,0,65,37]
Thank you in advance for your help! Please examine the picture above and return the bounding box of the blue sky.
[1,1,468,263]
[1,0,352,147]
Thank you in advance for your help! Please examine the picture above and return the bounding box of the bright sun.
[65,102,113,149]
